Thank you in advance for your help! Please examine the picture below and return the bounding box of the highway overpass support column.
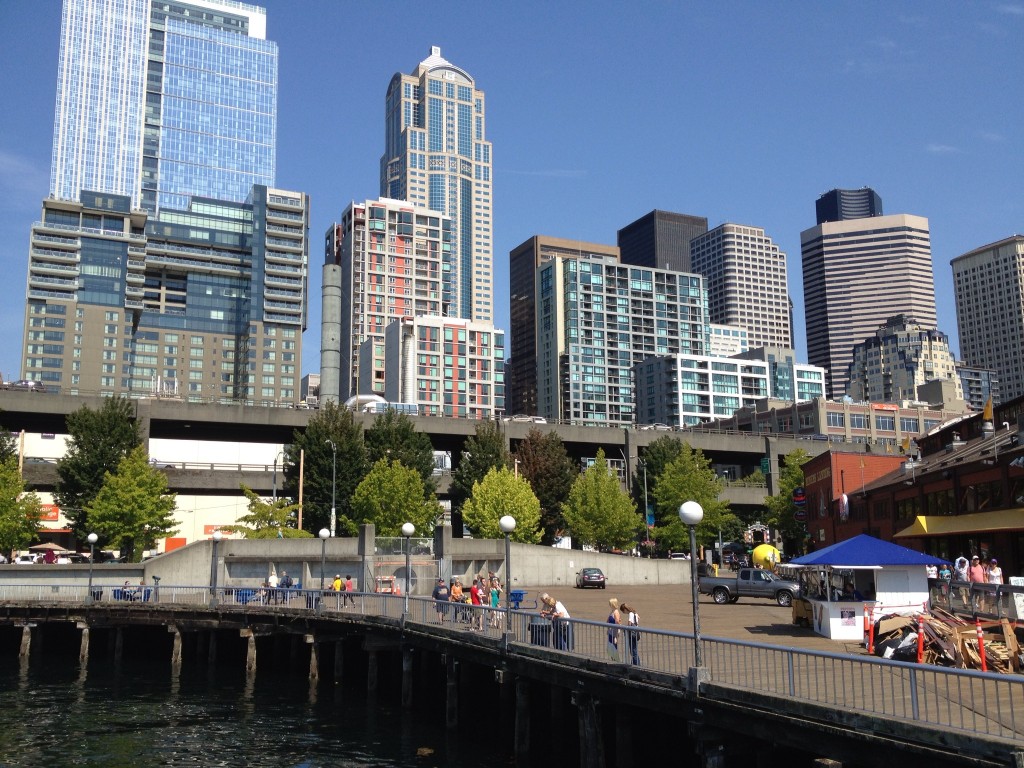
[764,437,780,496]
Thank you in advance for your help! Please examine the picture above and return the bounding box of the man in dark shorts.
[431,578,450,623]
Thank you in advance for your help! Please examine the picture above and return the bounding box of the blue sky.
[1,1,1022,383]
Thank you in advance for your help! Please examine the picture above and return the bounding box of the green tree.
[462,466,541,543]
[350,458,441,536]
[56,397,142,537]
[225,484,310,539]
[283,401,367,536]
[450,420,510,529]
[364,408,435,488]
[651,443,735,553]
[86,446,178,562]
[0,422,17,466]
[513,428,576,544]
[630,436,685,516]
[763,448,812,555]
[0,455,43,558]
[562,449,642,551]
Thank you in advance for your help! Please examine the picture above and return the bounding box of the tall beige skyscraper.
[801,213,937,399]
[952,235,1024,402]
[380,46,493,323]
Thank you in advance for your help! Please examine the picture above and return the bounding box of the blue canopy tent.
[789,535,943,640]
[791,534,946,568]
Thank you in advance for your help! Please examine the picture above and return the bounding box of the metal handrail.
[1,584,1021,744]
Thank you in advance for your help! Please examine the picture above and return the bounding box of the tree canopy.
[364,408,436,489]
[449,420,509,531]
[561,449,642,551]
[86,446,177,562]
[630,436,685,516]
[350,458,441,536]
[762,448,812,555]
[461,466,542,543]
[0,455,42,558]
[283,401,367,536]
[225,484,310,539]
[651,443,735,553]
[56,397,142,538]
[512,428,576,545]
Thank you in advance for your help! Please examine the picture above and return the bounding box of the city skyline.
[2,2,1022,386]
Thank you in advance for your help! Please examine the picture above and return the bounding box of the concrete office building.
[380,46,493,323]
[952,235,1024,402]
[801,212,937,399]
[535,253,707,426]
[378,315,505,419]
[690,223,793,350]
[506,236,620,416]
[846,315,961,405]
[321,198,451,403]
[708,324,749,357]
[815,187,883,224]
[617,209,708,274]
[24,187,308,401]
[50,0,277,214]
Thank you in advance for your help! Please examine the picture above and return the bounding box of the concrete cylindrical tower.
[320,263,342,404]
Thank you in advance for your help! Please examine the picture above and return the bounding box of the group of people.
[329,574,355,607]
[949,554,1005,611]
[431,573,504,629]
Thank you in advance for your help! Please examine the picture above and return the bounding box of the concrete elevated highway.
[0,390,860,510]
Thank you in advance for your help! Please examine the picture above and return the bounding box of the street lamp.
[272,450,284,503]
[319,527,330,591]
[86,532,98,603]
[325,439,337,537]
[499,515,516,627]
[679,501,704,672]
[401,522,415,615]
[210,530,223,608]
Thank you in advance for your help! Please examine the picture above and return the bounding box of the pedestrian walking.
[606,598,621,661]
[431,578,450,623]
[620,602,641,665]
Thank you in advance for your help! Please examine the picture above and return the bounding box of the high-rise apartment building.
[380,315,505,419]
[689,223,792,350]
[535,254,707,426]
[617,209,708,274]
[814,187,883,224]
[801,212,936,399]
[23,0,304,400]
[24,187,308,400]
[506,236,620,415]
[51,0,277,213]
[320,198,451,403]
[380,46,492,323]
[846,315,961,404]
[952,235,1024,401]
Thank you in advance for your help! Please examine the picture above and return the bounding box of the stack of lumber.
[872,608,1022,673]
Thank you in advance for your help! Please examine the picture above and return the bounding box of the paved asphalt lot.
[519,576,869,656]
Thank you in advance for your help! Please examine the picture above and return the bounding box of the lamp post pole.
[325,439,337,537]
[640,458,650,556]
[679,501,704,673]
[499,515,516,638]
[401,522,415,615]
[272,451,282,503]
[210,530,223,608]
[86,532,98,603]
[319,528,330,591]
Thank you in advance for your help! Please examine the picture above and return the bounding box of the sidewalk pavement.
[521,582,869,656]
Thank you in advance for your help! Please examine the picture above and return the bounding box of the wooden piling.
[333,640,344,683]
[514,675,530,765]
[576,692,605,768]
[78,623,89,665]
[19,625,31,660]
[401,647,414,708]
[170,625,182,669]
[308,636,319,681]
[445,655,458,730]
[367,649,378,692]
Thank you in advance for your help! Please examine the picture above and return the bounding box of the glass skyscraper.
[50,0,277,213]
[25,0,304,402]
[380,46,493,322]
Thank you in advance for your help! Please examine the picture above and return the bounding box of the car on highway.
[9,380,49,393]
[575,567,606,589]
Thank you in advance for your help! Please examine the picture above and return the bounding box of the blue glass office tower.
[26,1,304,403]
[50,0,277,213]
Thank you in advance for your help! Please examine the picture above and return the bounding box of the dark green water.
[0,656,507,768]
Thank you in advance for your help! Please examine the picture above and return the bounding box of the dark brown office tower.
[616,209,708,273]
[506,236,619,415]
